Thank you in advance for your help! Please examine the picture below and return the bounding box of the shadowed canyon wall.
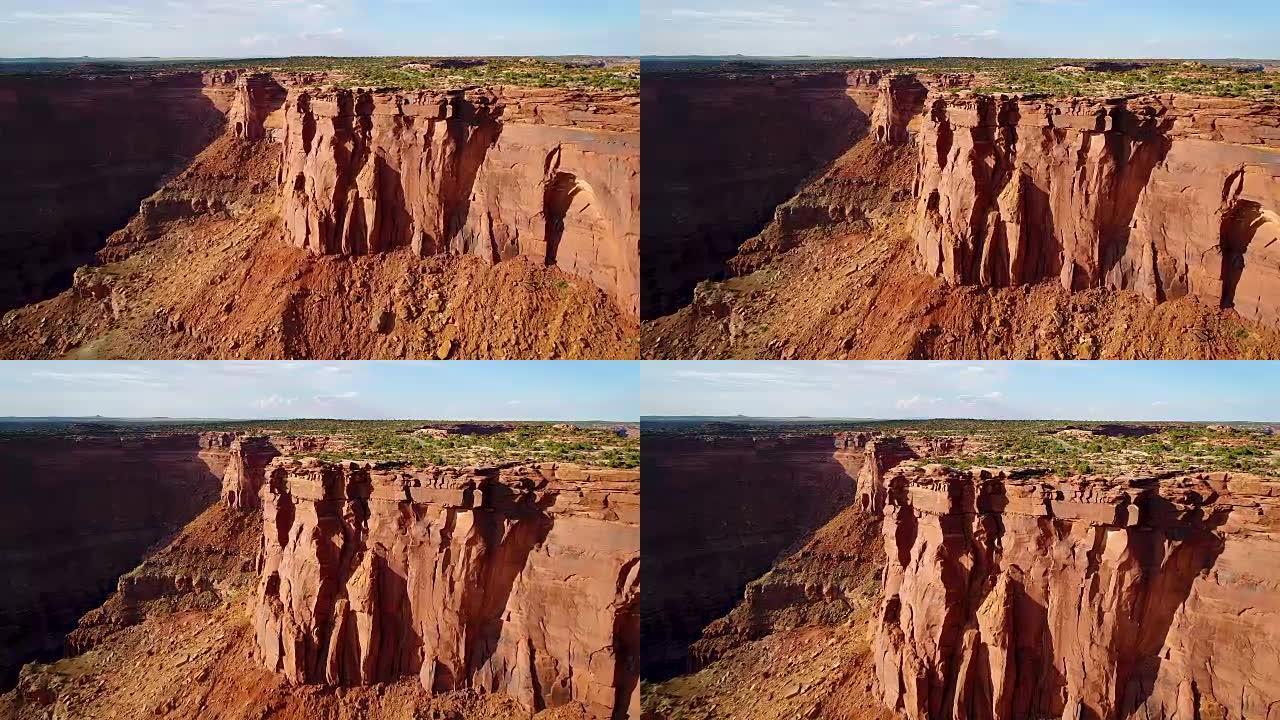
[0,72,232,312]
[640,70,882,318]
[0,432,230,689]
[253,458,641,719]
[639,432,867,678]
[912,93,1280,327]
[869,462,1280,720]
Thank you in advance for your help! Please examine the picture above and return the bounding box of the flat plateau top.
[645,419,1280,477]
[0,56,641,92]
[0,419,641,468]
[641,57,1280,101]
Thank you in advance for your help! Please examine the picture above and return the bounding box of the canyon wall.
[0,72,232,311]
[870,462,1280,720]
[912,93,1280,327]
[640,70,882,318]
[0,432,230,689]
[640,431,867,678]
[277,83,640,316]
[253,458,640,719]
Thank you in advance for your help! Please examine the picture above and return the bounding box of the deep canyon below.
[642,420,1280,720]
[642,63,1280,360]
[0,422,640,720]
[0,64,639,359]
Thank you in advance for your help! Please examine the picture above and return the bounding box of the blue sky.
[0,0,637,57]
[641,0,1280,58]
[642,361,1280,421]
[0,361,638,420]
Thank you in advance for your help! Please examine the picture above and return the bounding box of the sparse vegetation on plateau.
[0,419,639,469]
[310,423,640,468]
[645,418,1280,477]
[0,56,640,92]
[642,56,1280,101]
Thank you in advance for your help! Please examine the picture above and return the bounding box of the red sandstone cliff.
[1,434,640,719]
[644,70,1280,359]
[913,93,1280,327]
[869,462,1280,720]
[0,69,639,360]
[276,82,639,316]
[253,457,640,719]
[645,432,1280,720]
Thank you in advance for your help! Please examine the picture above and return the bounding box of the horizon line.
[640,416,1279,423]
[0,416,639,422]
[638,54,1280,61]
[0,54,637,60]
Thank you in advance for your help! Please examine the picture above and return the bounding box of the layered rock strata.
[253,458,640,719]
[0,432,230,689]
[912,93,1280,327]
[641,432,869,678]
[277,84,639,315]
[870,462,1280,720]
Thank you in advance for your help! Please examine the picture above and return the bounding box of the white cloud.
[257,394,298,409]
[952,28,999,41]
[891,32,940,47]
[669,7,811,25]
[896,394,941,409]
[30,370,171,389]
[299,26,344,39]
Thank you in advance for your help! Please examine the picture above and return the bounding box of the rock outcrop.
[869,462,1280,720]
[872,74,929,146]
[253,458,640,719]
[277,84,639,315]
[641,432,869,678]
[220,435,281,510]
[227,72,287,142]
[912,92,1280,327]
[0,432,229,689]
